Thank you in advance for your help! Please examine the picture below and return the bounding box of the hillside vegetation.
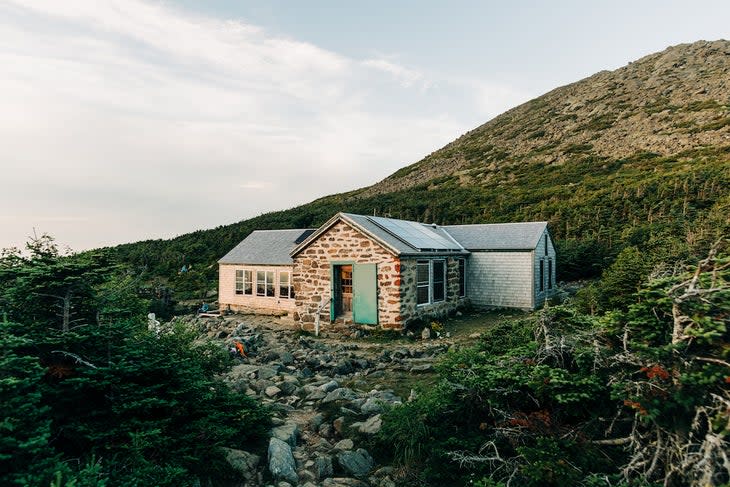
[111,40,729,301]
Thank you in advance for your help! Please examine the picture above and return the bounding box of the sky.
[1,1,728,252]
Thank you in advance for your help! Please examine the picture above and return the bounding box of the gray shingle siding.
[467,251,534,309]
[533,230,557,307]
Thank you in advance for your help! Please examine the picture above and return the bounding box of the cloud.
[0,0,526,250]
[362,58,427,89]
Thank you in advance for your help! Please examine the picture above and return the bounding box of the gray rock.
[333,438,354,451]
[306,389,327,401]
[278,381,298,396]
[360,397,384,415]
[314,454,334,479]
[358,414,382,435]
[309,413,324,431]
[265,385,282,398]
[323,388,358,404]
[322,478,369,487]
[258,365,280,380]
[421,327,431,340]
[222,447,259,482]
[320,379,339,392]
[268,437,298,484]
[271,422,299,447]
[279,351,295,365]
[333,360,353,375]
[336,448,374,478]
[318,422,334,438]
[410,364,434,373]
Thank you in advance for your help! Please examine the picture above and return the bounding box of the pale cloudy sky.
[1,1,728,251]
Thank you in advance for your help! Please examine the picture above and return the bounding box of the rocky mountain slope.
[363,40,730,196]
[111,40,730,289]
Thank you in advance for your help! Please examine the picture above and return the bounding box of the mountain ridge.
[110,40,730,291]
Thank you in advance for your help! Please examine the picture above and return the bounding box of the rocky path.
[190,314,460,487]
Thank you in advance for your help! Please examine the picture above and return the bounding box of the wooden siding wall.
[218,264,297,314]
[533,230,557,308]
[466,251,533,309]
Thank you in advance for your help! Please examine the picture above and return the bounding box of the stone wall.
[292,220,402,329]
[219,264,297,314]
[399,256,466,325]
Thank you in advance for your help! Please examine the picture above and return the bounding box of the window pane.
[416,285,429,305]
[539,260,544,292]
[432,260,445,302]
[257,271,266,296]
[244,270,253,295]
[235,270,244,294]
[266,271,275,297]
[279,272,290,298]
[416,261,429,285]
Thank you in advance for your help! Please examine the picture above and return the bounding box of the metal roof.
[351,214,464,252]
[443,222,548,250]
[218,229,314,265]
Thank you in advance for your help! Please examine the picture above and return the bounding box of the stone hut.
[218,212,556,330]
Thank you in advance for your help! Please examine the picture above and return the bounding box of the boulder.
[323,388,358,404]
[279,351,295,365]
[314,454,334,479]
[222,447,259,482]
[265,385,282,398]
[258,365,280,380]
[320,379,339,392]
[357,414,382,435]
[333,438,354,451]
[322,478,369,487]
[336,448,373,478]
[410,364,434,373]
[360,397,384,415]
[271,422,299,447]
[268,437,298,484]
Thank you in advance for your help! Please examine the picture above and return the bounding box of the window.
[539,259,545,292]
[266,271,275,297]
[416,261,430,305]
[236,269,253,295]
[548,260,553,290]
[432,260,445,302]
[244,270,253,295]
[545,235,549,256]
[235,270,244,295]
[458,258,466,297]
[417,259,446,305]
[279,271,294,299]
[256,271,275,297]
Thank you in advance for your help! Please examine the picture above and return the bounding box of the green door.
[352,263,378,325]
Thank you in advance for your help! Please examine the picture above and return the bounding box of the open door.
[353,263,378,325]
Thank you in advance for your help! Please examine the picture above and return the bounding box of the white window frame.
[279,270,294,299]
[243,269,253,295]
[416,259,447,306]
[431,259,446,303]
[256,270,275,297]
[235,270,244,295]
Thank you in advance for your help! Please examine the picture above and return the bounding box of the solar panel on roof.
[368,216,458,250]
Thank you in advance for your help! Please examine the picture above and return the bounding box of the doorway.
[335,264,353,318]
